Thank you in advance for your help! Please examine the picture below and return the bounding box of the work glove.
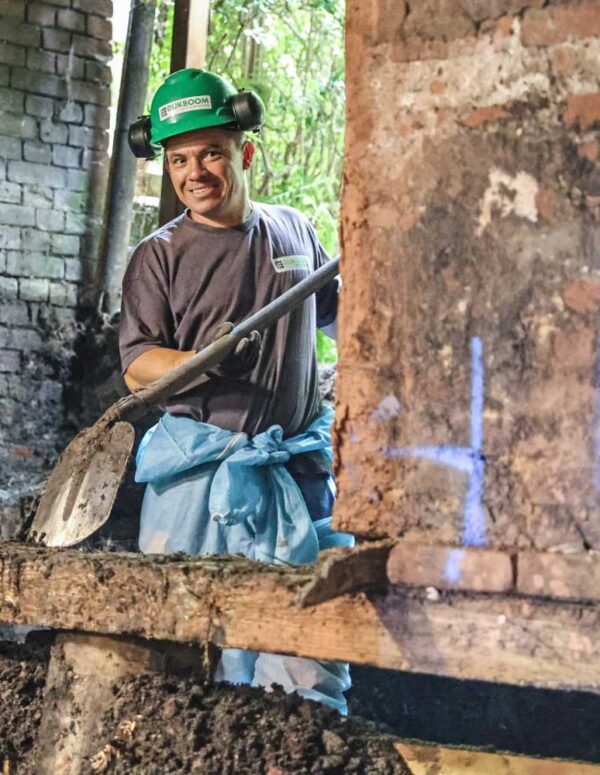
[213,321,262,375]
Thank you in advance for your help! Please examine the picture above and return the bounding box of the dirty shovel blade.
[29,422,135,548]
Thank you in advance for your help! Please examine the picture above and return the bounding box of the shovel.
[29,257,340,547]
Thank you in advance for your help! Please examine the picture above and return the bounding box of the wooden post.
[158,0,211,226]
[35,632,208,774]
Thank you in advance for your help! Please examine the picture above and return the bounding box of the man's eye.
[171,157,185,165]
[205,150,222,160]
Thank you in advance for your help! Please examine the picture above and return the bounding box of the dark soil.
[4,633,600,771]
[0,637,410,774]
[0,637,49,771]
[80,674,410,775]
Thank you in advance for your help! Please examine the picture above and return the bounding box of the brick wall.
[336,1,600,553]
[0,0,112,529]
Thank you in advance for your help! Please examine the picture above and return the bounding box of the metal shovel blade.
[29,422,135,547]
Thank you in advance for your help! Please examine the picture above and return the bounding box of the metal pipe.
[97,0,157,313]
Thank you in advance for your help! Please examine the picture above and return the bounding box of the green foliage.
[206,0,345,256]
[145,0,344,362]
[316,329,337,364]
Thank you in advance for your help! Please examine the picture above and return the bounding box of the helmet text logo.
[159,96,212,121]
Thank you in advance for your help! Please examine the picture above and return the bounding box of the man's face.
[164,126,254,227]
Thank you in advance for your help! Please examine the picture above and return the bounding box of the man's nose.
[188,156,208,178]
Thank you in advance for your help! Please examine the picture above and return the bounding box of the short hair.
[224,127,247,148]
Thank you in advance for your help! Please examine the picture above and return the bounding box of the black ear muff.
[230,90,265,132]
[128,116,156,160]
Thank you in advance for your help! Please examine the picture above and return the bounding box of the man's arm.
[123,328,262,392]
[124,347,196,392]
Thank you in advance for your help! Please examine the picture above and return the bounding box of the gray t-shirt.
[119,202,337,439]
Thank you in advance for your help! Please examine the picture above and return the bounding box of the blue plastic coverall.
[135,405,354,713]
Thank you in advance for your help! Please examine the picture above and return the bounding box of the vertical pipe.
[97,0,157,313]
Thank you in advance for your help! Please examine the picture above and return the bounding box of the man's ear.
[242,141,255,170]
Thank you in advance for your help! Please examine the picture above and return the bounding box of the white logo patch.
[159,95,212,121]
[271,255,311,273]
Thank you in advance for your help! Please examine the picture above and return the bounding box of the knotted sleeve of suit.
[135,406,353,563]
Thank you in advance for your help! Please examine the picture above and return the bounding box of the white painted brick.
[0,277,18,298]
[19,278,49,302]
[0,350,20,373]
[0,226,20,249]
[49,280,78,306]
[8,161,66,188]
[0,181,22,204]
[51,233,79,255]
[0,204,35,226]
[7,251,63,279]
[36,208,66,232]
[24,141,52,165]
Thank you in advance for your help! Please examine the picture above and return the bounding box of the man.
[120,68,352,712]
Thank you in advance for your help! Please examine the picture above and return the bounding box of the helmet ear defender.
[128,116,155,160]
[230,90,264,132]
[127,89,265,160]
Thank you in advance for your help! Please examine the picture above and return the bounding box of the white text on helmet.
[159,96,213,121]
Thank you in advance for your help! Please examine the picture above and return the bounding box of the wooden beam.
[298,541,391,607]
[183,0,211,69]
[395,742,600,774]
[2,544,600,692]
[158,0,211,226]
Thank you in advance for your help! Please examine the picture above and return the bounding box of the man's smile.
[188,184,218,195]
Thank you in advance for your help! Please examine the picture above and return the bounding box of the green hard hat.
[149,68,259,145]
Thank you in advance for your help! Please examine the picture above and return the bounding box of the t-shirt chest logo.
[271,254,311,273]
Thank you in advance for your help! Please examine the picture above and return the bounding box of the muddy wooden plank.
[2,543,600,691]
[395,741,600,774]
[298,541,391,607]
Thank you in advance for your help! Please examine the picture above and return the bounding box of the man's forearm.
[124,347,196,392]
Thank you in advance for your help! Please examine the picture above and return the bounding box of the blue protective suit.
[135,406,354,713]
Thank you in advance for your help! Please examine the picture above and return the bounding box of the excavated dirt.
[0,637,49,771]
[80,674,410,774]
[0,638,411,774]
[4,633,600,769]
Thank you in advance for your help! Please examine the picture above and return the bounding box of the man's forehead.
[165,127,234,153]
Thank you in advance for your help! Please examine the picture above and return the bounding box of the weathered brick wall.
[0,0,112,528]
[336,1,600,553]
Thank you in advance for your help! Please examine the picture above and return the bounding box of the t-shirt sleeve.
[119,239,174,374]
[308,227,339,328]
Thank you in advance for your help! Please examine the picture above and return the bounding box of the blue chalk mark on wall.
[595,333,600,492]
[444,548,466,583]
[384,337,486,561]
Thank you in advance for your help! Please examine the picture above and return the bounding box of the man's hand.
[123,322,262,393]
[213,322,262,375]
